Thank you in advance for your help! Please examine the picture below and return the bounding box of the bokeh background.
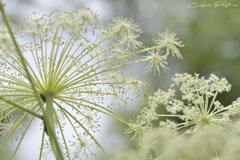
[0,0,240,159]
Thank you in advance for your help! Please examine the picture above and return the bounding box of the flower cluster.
[124,73,240,159]
[126,73,240,143]
[156,73,236,133]
[0,5,184,159]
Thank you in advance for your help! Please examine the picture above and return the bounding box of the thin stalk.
[0,3,44,113]
[0,96,42,119]
[53,109,70,160]
[39,125,45,160]
[58,104,112,160]
[12,108,40,160]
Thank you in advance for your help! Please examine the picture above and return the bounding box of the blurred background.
[0,0,240,159]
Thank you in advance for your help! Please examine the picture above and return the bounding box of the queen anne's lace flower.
[0,116,23,141]
[155,73,237,133]
[136,73,239,136]
[0,5,184,159]
[143,49,168,76]
[154,29,184,59]
[70,133,96,159]
[78,108,100,131]
[111,16,142,36]
[124,73,240,159]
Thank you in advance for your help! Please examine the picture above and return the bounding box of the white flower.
[143,49,168,76]
[126,73,240,144]
[0,116,23,141]
[125,74,148,97]
[70,133,96,159]
[123,33,143,51]
[154,29,184,59]
[155,73,236,133]
[110,46,129,64]
[111,16,142,35]
[0,4,184,159]
[107,70,122,82]
[78,108,100,130]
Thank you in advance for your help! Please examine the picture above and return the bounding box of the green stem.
[0,3,44,113]
[44,94,64,160]
[0,96,43,119]
[39,125,45,160]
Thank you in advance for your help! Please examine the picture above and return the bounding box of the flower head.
[0,5,184,159]
[125,73,240,144]
[150,73,236,134]
[111,16,142,36]
[154,29,184,59]
[70,133,96,159]
[78,107,100,131]
[143,49,168,76]
[0,115,24,141]
[123,73,240,159]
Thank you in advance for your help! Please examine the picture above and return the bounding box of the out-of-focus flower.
[115,126,240,160]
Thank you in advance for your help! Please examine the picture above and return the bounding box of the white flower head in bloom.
[154,73,239,134]
[0,4,184,159]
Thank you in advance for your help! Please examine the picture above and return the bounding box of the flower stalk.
[0,2,43,113]
[0,96,42,119]
[44,94,64,160]
[0,2,64,159]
